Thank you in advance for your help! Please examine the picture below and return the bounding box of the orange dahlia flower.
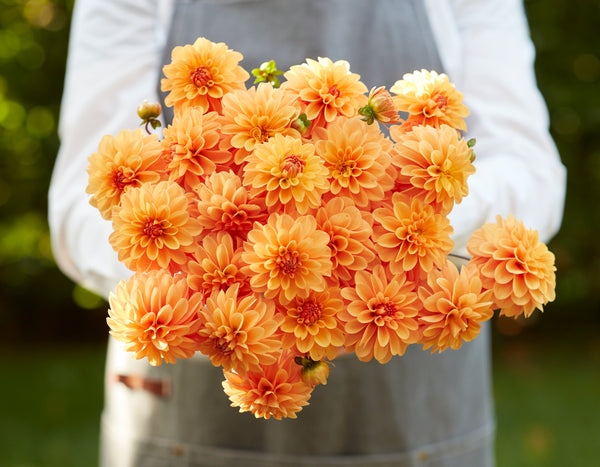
[282,57,367,130]
[162,108,232,190]
[417,261,494,353]
[315,197,376,284]
[109,181,202,273]
[390,70,469,131]
[279,288,345,361]
[314,116,394,207]
[161,37,249,114]
[467,214,556,318]
[193,170,267,245]
[242,213,332,305]
[220,83,302,164]
[340,265,420,363]
[372,193,454,274]
[187,232,250,297]
[107,270,203,366]
[243,134,329,215]
[222,350,312,420]
[197,284,282,375]
[87,129,165,220]
[392,124,475,215]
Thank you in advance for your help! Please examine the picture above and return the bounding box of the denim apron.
[101,1,495,465]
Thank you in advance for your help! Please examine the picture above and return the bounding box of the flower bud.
[367,86,400,124]
[291,113,311,135]
[295,356,330,387]
[137,100,162,121]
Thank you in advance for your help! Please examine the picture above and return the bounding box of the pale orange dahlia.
[242,213,332,305]
[222,350,312,420]
[107,270,203,366]
[86,129,165,220]
[187,232,250,297]
[220,83,302,164]
[417,262,494,353]
[197,285,282,375]
[313,116,394,207]
[372,193,454,274]
[193,170,267,245]
[315,197,376,284]
[282,57,367,130]
[243,134,329,215]
[279,288,345,361]
[390,70,469,131]
[161,37,249,114]
[467,214,556,318]
[162,108,232,190]
[340,265,420,363]
[392,124,475,215]
[109,181,202,273]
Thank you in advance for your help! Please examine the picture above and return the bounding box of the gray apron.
[101,1,495,466]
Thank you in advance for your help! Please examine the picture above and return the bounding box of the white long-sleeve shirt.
[49,0,566,299]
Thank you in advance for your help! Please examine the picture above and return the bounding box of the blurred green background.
[0,0,598,465]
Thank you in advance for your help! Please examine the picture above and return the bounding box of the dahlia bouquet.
[86,37,556,420]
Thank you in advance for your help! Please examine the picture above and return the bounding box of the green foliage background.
[0,0,597,342]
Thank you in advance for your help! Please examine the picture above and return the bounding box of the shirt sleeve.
[425,0,567,253]
[48,0,174,298]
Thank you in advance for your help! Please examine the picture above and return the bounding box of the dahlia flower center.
[190,66,213,88]
[434,93,448,111]
[374,301,397,317]
[335,159,357,178]
[143,220,164,238]
[298,301,321,325]
[282,154,305,178]
[250,124,271,144]
[277,250,300,277]
[114,168,135,191]
[327,84,341,100]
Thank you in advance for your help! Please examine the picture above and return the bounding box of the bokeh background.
[0,0,598,465]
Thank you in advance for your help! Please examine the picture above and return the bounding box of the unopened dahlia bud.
[291,113,311,135]
[295,356,330,386]
[359,86,400,125]
[137,100,162,132]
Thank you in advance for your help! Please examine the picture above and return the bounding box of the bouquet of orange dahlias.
[87,37,556,420]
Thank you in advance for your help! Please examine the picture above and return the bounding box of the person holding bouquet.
[49,0,566,466]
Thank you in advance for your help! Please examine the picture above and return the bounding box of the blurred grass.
[0,329,598,467]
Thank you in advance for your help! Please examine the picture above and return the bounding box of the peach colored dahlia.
[242,213,332,305]
[390,69,469,131]
[87,129,165,220]
[372,193,454,274]
[417,262,494,353]
[392,124,475,215]
[161,37,249,114]
[313,116,394,207]
[109,181,202,273]
[340,265,420,363]
[197,285,282,375]
[243,134,329,215]
[222,350,312,420]
[220,83,302,164]
[162,108,232,190]
[282,57,367,130]
[107,270,203,366]
[467,214,556,318]
[279,288,345,361]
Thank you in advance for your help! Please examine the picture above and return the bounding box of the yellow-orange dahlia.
[390,70,469,131]
[197,284,282,375]
[187,232,250,297]
[107,270,203,366]
[86,129,165,220]
[242,213,332,305]
[315,197,376,284]
[340,265,420,363]
[282,57,367,130]
[417,261,494,353]
[162,108,232,190]
[392,124,475,215]
[314,116,394,207]
[467,214,556,318]
[279,288,345,361]
[193,170,267,245]
[220,83,302,164]
[109,181,202,273]
[243,134,329,215]
[222,350,312,420]
[372,193,454,274]
[161,37,249,114]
